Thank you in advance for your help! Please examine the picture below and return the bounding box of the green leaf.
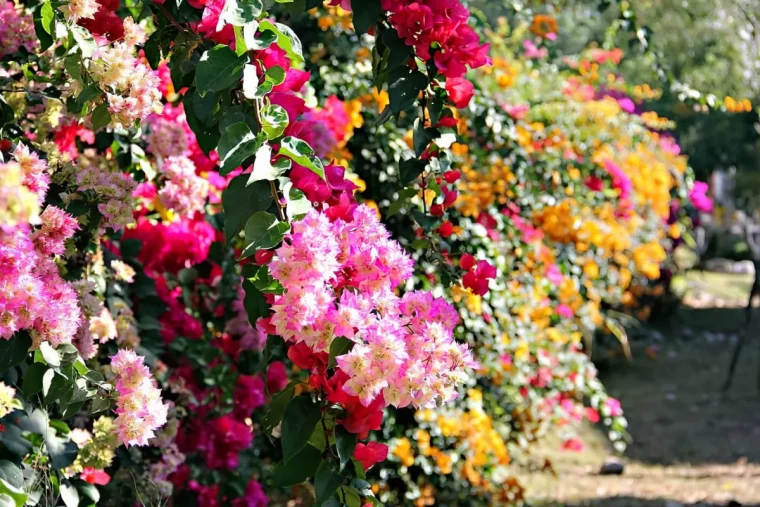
[218,122,262,175]
[0,478,26,507]
[413,122,437,156]
[60,401,83,420]
[342,487,362,507]
[89,396,110,415]
[70,26,96,58]
[22,363,47,398]
[217,0,263,27]
[389,67,428,116]
[184,92,222,154]
[234,25,248,55]
[42,370,69,404]
[281,395,322,462]
[250,265,282,294]
[192,89,219,126]
[47,432,77,470]
[308,424,327,452]
[77,482,99,503]
[248,144,288,183]
[261,104,289,139]
[57,344,79,368]
[219,104,257,133]
[263,383,294,434]
[0,462,22,491]
[399,158,426,185]
[335,426,357,472]
[411,209,442,232]
[40,2,54,35]
[265,65,286,85]
[314,460,345,507]
[221,175,272,243]
[328,337,353,369]
[39,342,60,368]
[242,280,269,325]
[272,444,321,487]
[0,332,31,374]
[240,211,289,259]
[278,137,325,179]
[259,20,304,64]
[282,180,311,219]
[349,0,381,34]
[195,45,249,95]
[59,481,79,507]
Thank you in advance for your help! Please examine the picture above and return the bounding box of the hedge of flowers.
[0,1,704,506]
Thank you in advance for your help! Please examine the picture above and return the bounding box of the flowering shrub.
[0,0,712,506]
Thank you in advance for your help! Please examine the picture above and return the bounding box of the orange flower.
[530,14,558,38]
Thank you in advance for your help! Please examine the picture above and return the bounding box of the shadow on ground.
[566,498,759,507]
[520,302,760,505]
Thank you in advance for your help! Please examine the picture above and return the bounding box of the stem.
[270,180,287,221]
[321,417,336,459]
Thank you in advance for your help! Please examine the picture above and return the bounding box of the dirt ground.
[517,273,760,507]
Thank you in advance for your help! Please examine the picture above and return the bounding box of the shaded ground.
[518,272,760,506]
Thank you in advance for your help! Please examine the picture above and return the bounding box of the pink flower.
[31,206,79,256]
[523,39,548,59]
[689,181,714,213]
[109,349,169,446]
[605,397,623,417]
[546,264,564,286]
[556,304,573,319]
[445,77,475,109]
[233,375,266,418]
[503,104,529,119]
[231,479,268,507]
[617,97,635,113]
[202,415,253,470]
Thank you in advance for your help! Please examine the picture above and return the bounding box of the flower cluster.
[0,2,37,57]
[89,42,161,128]
[110,349,169,446]
[381,0,490,78]
[1,147,82,347]
[158,156,209,217]
[267,205,475,408]
[74,161,137,231]
[59,0,100,23]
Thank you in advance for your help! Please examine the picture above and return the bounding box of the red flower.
[287,341,328,372]
[459,253,476,271]
[584,407,600,424]
[353,442,389,471]
[435,116,459,128]
[443,170,461,184]
[585,176,604,192]
[438,221,454,237]
[445,77,475,109]
[461,258,496,296]
[254,249,274,265]
[80,467,111,485]
[561,438,584,452]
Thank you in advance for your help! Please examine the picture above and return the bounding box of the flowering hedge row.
[0,1,704,506]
